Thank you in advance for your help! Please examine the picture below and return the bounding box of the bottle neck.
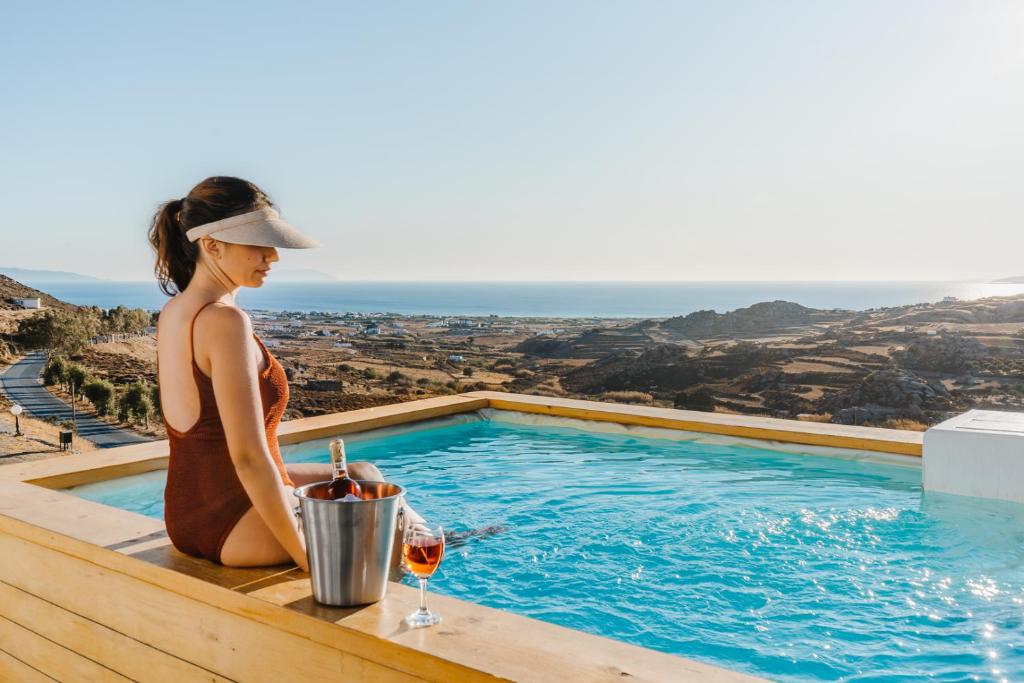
[331,447,348,480]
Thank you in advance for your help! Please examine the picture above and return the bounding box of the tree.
[66,364,90,394]
[82,379,115,416]
[120,381,153,426]
[101,305,151,335]
[149,384,162,416]
[42,356,68,387]
[16,310,100,356]
[462,367,474,377]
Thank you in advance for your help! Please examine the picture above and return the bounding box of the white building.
[448,354,464,362]
[13,298,41,309]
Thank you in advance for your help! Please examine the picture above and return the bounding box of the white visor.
[185,207,320,249]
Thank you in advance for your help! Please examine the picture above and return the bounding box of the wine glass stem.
[418,576,429,613]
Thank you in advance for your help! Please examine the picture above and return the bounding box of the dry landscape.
[4,272,1024,454]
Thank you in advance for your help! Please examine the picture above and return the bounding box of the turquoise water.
[68,420,1024,681]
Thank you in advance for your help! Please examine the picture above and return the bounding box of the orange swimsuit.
[160,301,295,564]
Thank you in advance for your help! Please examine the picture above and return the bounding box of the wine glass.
[402,521,445,628]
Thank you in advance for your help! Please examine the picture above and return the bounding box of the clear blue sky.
[1,1,1021,281]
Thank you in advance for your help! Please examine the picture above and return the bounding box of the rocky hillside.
[660,300,847,339]
[0,274,77,311]
[514,325,653,359]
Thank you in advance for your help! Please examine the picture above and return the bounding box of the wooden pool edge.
[0,391,923,682]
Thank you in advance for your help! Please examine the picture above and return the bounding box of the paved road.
[0,352,152,448]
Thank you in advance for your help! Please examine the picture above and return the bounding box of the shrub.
[601,390,654,404]
[462,367,474,377]
[149,384,162,415]
[82,379,115,416]
[42,356,68,386]
[362,367,379,379]
[673,387,716,412]
[415,377,431,386]
[120,381,153,425]
[66,364,91,392]
[386,370,407,383]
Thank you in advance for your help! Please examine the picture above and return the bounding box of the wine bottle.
[326,437,363,500]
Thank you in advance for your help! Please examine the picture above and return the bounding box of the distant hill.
[0,274,78,311]
[661,300,848,338]
[269,268,338,282]
[0,267,102,283]
[994,276,1024,284]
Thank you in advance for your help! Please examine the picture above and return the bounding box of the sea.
[32,280,1024,319]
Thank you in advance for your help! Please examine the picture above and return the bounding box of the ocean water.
[34,280,1024,318]
[68,419,1024,682]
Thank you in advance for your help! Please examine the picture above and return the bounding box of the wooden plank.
[124,542,291,590]
[0,581,231,683]
[0,514,763,682]
[0,443,167,486]
[0,479,165,549]
[465,391,923,456]
[0,481,280,592]
[2,394,486,487]
[0,649,56,683]
[0,531,427,683]
[239,578,763,683]
[276,395,488,444]
[0,614,131,682]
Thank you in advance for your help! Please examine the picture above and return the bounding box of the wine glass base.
[404,609,442,628]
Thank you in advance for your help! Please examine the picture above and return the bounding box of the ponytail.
[148,197,199,296]
[147,176,275,296]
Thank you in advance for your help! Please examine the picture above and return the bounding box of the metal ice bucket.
[293,480,406,607]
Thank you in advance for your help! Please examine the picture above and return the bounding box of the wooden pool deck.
[0,391,922,682]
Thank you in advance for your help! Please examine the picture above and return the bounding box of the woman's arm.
[199,305,308,571]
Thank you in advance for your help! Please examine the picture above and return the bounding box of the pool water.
[67,418,1024,682]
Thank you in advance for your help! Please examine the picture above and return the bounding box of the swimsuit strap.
[189,301,222,372]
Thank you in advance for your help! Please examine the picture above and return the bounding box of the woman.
[148,176,425,571]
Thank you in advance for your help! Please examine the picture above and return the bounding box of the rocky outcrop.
[821,368,953,425]
[892,334,987,374]
[563,343,702,394]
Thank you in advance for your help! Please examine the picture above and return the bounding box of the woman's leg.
[219,494,294,568]
[221,461,427,569]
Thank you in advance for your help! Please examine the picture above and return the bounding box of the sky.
[1,1,1021,282]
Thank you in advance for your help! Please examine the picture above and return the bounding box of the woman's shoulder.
[194,303,253,346]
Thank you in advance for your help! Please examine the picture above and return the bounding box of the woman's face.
[202,239,279,287]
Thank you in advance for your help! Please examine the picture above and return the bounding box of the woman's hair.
[148,176,275,295]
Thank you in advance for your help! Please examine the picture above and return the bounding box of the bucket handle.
[293,500,406,531]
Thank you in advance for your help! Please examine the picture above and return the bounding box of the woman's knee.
[349,461,384,481]
[286,463,333,487]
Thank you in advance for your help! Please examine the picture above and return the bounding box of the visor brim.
[210,216,320,249]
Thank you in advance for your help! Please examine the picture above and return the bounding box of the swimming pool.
[65,411,1024,682]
